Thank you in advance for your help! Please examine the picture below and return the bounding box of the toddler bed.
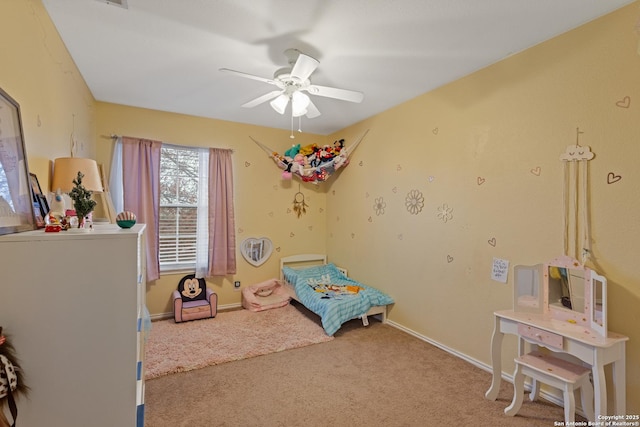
[280,254,394,336]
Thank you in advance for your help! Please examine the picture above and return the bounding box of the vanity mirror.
[548,265,585,314]
[513,264,544,313]
[546,255,593,328]
[590,271,607,337]
[513,255,607,337]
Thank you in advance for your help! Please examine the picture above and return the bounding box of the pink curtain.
[207,148,236,276]
[122,137,162,281]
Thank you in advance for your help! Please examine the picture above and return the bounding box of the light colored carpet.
[145,304,333,379]
[144,309,580,426]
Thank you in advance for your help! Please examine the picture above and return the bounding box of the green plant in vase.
[68,171,97,228]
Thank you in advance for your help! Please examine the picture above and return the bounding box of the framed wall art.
[29,172,49,228]
[0,87,37,235]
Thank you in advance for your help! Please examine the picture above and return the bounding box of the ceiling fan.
[220,48,364,119]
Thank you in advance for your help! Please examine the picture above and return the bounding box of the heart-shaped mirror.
[240,237,273,267]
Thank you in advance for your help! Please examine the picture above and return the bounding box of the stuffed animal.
[318,145,334,163]
[293,154,307,174]
[315,168,328,181]
[307,152,320,167]
[275,155,294,179]
[299,143,317,156]
[49,189,66,221]
[0,327,28,427]
[282,163,293,180]
[284,144,300,158]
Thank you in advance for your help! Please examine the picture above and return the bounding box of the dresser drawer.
[517,323,564,350]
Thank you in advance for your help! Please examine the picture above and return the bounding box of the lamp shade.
[269,94,289,115]
[51,157,103,193]
[291,92,310,117]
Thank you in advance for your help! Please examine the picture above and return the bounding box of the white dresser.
[0,224,147,427]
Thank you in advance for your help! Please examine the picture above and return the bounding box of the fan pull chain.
[298,116,303,133]
[290,109,295,139]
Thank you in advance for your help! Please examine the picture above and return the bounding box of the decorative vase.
[116,211,137,229]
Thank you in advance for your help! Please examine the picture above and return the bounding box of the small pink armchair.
[173,274,217,323]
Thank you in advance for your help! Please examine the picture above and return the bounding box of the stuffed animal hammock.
[251,129,368,184]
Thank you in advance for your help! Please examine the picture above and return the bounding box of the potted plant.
[68,171,97,229]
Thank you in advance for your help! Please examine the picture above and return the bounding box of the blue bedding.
[282,263,394,336]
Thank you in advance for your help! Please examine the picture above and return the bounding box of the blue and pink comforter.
[282,263,394,336]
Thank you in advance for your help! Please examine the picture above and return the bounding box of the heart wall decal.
[615,96,630,108]
[607,172,622,184]
[240,237,273,267]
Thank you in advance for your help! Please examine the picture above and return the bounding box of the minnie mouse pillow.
[177,274,207,302]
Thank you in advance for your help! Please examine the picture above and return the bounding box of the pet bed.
[241,278,291,312]
[280,254,394,335]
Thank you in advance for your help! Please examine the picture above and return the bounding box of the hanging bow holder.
[559,128,595,263]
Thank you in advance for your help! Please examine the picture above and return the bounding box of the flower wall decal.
[405,190,424,215]
[374,197,386,216]
[437,203,453,223]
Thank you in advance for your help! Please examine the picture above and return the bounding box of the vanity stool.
[505,350,594,424]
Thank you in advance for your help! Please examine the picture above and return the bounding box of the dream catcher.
[0,327,28,427]
[292,187,308,218]
[559,128,595,263]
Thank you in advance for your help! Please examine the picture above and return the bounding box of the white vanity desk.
[485,255,629,420]
[485,309,628,420]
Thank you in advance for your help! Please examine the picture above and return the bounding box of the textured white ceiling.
[42,0,634,135]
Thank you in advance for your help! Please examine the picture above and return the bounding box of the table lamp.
[51,157,103,222]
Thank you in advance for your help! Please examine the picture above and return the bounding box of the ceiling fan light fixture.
[270,94,289,114]
[222,48,364,122]
[291,92,310,117]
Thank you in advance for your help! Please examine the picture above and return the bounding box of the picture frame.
[29,172,49,228]
[0,87,37,236]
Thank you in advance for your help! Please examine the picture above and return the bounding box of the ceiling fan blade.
[241,90,283,108]
[306,85,364,103]
[305,100,321,118]
[290,53,319,82]
[219,68,276,85]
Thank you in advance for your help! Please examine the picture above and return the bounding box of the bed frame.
[279,253,388,327]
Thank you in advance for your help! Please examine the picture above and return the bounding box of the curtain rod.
[101,134,234,152]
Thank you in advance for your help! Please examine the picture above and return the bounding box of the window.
[158,145,207,272]
[113,137,235,279]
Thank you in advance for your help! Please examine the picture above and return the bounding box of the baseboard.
[149,302,242,322]
[384,319,587,418]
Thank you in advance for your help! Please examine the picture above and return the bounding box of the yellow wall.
[4,0,639,414]
[328,3,640,413]
[0,0,96,188]
[95,103,328,314]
